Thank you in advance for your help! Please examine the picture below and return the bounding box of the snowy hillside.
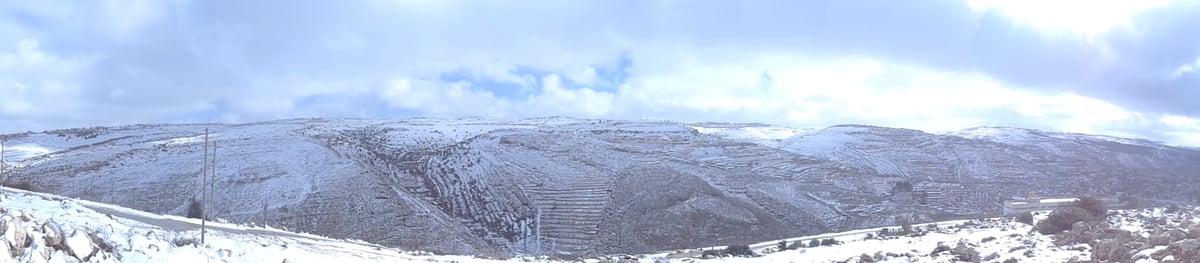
[0,187,516,263]
[4,186,1199,263]
[2,118,1199,257]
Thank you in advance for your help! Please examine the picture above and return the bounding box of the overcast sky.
[2,0,1199,146]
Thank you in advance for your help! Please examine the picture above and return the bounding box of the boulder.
[28,242,52,263]
[931,242,952,255]
[1149,233,1172,247]
[1166,239,1200,262]
[1091,239,1132,262]
[952,241,982,262]
[2,215,28,253]
[0,239,11,261]
[1057,221,1133,246]
[1170,228,1188,242]
[41,221,64,250]
[65,229,96,261]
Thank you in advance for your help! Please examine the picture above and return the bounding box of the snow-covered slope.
[2,118,1199,257]
[6,186,1197,263]
[0,187,522,263]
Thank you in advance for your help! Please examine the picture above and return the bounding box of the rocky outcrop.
[1152,239,1200,262]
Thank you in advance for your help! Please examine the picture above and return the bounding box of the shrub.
[172,236,199,247]
[786,240,804,250]
[820,238,839,246]
[3,181,36,192]
[722,244,753,256]
[1016,211,1034,225]
[776,240,787,251]
[931,243,952,255]
[1037,206,1092,235]
[186,199,204,219]
[1074,195,1108,219]
[809,239,820,247]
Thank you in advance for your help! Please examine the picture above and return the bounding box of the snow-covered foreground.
[0,188,513,263]
[3,185,1199,263]
[677,208,1200,263]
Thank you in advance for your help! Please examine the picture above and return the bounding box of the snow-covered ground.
[0,187,514,263]
[2,185,1197,262]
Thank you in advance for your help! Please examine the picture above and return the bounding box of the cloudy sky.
[2,0,1199,146]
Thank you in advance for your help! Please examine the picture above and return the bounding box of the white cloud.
[527,74,614,116]
[965,0,1172,37]
[380,78,508,116]
[1160,114,1200,129]
[1,0,1199,147]
[0,39,89,117]
[1171,56,1200,79]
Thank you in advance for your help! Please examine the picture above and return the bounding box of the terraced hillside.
[1,118,1198,257]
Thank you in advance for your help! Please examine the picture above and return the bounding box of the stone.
[952,241,982,262]
[2,215,28,252]
[1091,239,1132,262]
[1188,223,1200,239]
[1168,239,1200,260]
[1170,228,1188,242]
[1150,233,1172,247]
[65,229,95,261]
[0,239,11,261]
[41,221,64,250]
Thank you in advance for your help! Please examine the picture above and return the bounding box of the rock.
[28,242,52,263]
[952,241,982,262]
[859,253,875,262]
[1165,239,1200,261]
[41,221,64,250]
[1056,221,1111,245]
[2,215,28,252]
[984,252,1000,261]
[1150,233,1172,247]
[1188,223,1200,239]
[1153,246,1170,260]
[1091,239,1132,262]
[1127,241,1148,251]
[0,239,11,260]
[1170,228,1188,242]
[65,229,96,261]
[931,242,952,255]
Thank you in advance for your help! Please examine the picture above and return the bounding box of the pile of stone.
[0,206,110,262]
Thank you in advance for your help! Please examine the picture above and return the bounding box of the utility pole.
[535,207,542,255]
[261,200,268,227]
[200,129,208,244]
[1,139,6,181]
[209,140,217,222]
